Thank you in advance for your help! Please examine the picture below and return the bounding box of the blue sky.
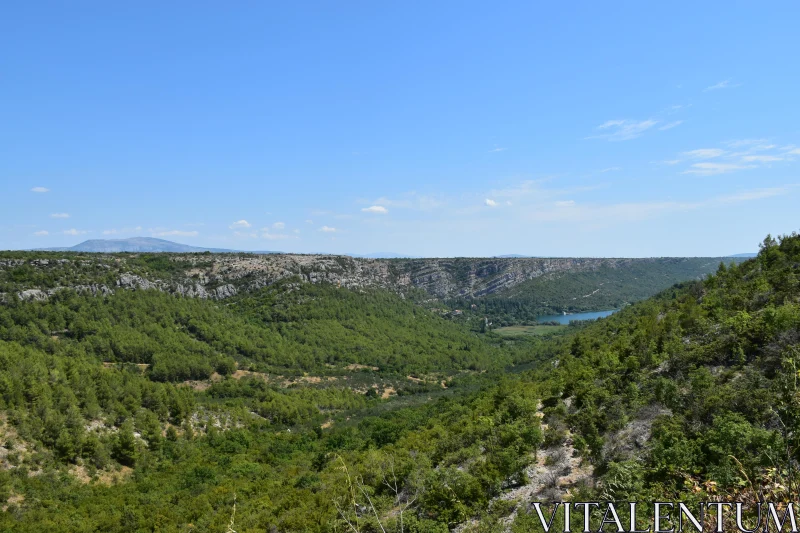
[2,2,799,257]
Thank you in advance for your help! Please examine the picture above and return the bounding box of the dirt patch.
[381,387,396,399]
[345,364,379,371]
[2,493,24,512]
[232,369,269,380]
[102,362,150,371]
[495,402,594,528]
[68,464,133,486]
[282,375,338,387]
[321,420,334,429]
[0,414,32,470]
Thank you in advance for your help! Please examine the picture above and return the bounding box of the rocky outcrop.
[18,289,48,302]
[3,252,727,303]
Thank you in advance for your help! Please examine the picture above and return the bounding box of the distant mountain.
[37,237,277,254]
[353,252,418,259]
[494,254,530,258]
[728,253,758,258]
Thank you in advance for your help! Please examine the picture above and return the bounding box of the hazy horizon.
[9,235,757,259]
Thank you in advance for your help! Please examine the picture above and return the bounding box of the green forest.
[449,258,744,326]
[1,234,799,532]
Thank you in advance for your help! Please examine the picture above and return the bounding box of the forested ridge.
[1,251,732,326]
[0,234,798,532]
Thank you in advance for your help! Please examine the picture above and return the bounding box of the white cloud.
[589,119,658,141]
[262,232,289,240]
[151,230,199,237]
[63,228,88,236]
[555,200,575,207]
[361,205,389,214]
[320,226,336,233]
[717,187,790,203]
[103,225,142,235]
[683,148,726,159]
[293,229,301,234]
[741,155,783,162]
[662,160,682,165]
[488,147,507,153]
[597,120,626,129]
[31,187,49,193]
[229,220,251,229]
[788,148,800,155]
[272,222,285,229]
[484,198,498,207]
[305,219,313,224]
[520,185,794,226]
[682,163,755,175]
[659,120,684,131]
[371,193,445,211]
[33,230,49,236]
[50,213,70,219]
[599,167,621,173]
[704,79,739,91]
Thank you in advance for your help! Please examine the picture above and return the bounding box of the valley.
[0,235,795,532]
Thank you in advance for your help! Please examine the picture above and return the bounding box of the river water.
[536,309,618,325]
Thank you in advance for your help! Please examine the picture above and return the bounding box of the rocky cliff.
[0,253,731,304]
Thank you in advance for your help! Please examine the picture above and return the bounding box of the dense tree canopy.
[0,234,798,531]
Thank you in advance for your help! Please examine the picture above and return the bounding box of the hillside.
[1,251,734,318]
[451,258,732,325]
[1,234,795,531]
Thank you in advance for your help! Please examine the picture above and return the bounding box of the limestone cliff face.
[1,253,723,302]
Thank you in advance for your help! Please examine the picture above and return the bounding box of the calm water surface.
[536,309,618,325]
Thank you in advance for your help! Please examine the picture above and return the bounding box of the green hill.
[0,234,797,531]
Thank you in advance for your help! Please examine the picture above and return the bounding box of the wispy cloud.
[704,79,740,91]
[50,213,70,218]
[371,192,445,211]
[675,139,795,175]
[521,185,793,225]
[683,148,725,159]
[33,230,49,236]
[484,198,498,207]
[599,167,621,173]
[725,139,769,148]
[361,205,389,214]
[31,186,49,193]
[659,120,683,131]
[102,226,142,236]
[717,187,791,203]
[319,226,336,233]
[589,119,658,141]
[272,222,285,229]
[488,147,507,153]
[151,230,199,237]
[261,232,289,240]
[63,228,89,236]
[229,220,251,229]
[682,162,756,175]
[741,155,783,163]
[555,200,575,207]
